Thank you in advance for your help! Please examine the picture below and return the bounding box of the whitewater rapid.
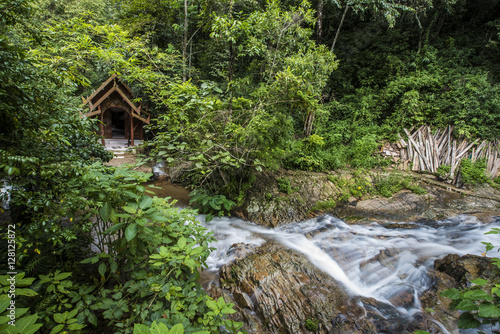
[199,214,500,315]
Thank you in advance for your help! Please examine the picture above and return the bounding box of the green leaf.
[209,201,221,210]
[104,223,125,235]
[457,312,481,329]
[464,289,493,301]
[139,196,153,210]
[133,324,151,334]
[15,288,38,297]
[98,263,106,277]
[456,299,479,311]
[50,323,65,334]
[87,256,100,264]
[123,191,140,199]
[190,247,203,255]
[223,200,233,211]
[221,308,236,314]
[53,313,65,324]
[13,308,29,319]
[478,301,500,318]
[68,308,78,319]
[159,246,169,257]
[16,277,35,287]
[115,213,132,219]
[206,299,217,311]
[2,323,19,334]
[11,314,40,334]
[54,272,72,281]
[100,202,112,221]
[68,323,85,330]
[125,224,138,241]
[177,237,186,250]
[440,288,460,300]
[21,323,42,334]
[169,323,184,334]
[471,278,488,286]
[485,228,500,235]
[151,321,171,334]
[123,206,138,214]
[87,311,97,326]
[0,276,10,286]
[0,295,10,313]
[0,315,10,325]
[110,260,118,273]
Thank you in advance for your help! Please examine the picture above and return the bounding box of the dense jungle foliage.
[1,0,500,332]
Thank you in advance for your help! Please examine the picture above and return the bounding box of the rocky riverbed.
[199,214,500,334]
[151,165,500,333]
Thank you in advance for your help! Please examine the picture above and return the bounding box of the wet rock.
[242,171,337,227]
[420,269,460,334]
[233,288,254,310]
[387,287,415,308]
[419,254,500,333]
[227,243,258,260]
[382,222,420,229]
[335,191,428,222]
[434,253,499,288]
[360,297,419,333]
[360,248,399,271]
[217,242,423,334]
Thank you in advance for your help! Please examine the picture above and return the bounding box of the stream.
[198,214,500,332]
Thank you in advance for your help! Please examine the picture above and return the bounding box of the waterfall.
[200,214,500,317]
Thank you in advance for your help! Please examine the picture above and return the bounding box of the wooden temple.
[82,74,150,146]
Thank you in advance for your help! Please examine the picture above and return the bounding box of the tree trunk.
[317,0,324,44]
[182,0,188,82]
[304,112,315,136]
[331,4,349,52]
[415,12,423,52]
[227,42,234,121]
[227,0,234,121]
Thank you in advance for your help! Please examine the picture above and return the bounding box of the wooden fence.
[397,126,500,183]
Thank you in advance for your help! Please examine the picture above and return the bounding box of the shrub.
[436,164,451,180]
[374,174,426,197]
[460,159,489,185]
[305,318,319,331]
[310,200,336,212]
[277,177,297,194]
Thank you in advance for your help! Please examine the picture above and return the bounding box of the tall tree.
[329,0,433,51]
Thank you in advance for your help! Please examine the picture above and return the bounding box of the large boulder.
[419,254,500,333]
[434,254,499,288]
[214,242,437,334]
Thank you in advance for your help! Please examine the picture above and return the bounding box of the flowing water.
[199,214,500,322]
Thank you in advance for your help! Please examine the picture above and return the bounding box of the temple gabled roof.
[82,74,150,124]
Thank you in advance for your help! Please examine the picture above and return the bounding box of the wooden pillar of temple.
[99,105,105,146]
[130,112,134,147]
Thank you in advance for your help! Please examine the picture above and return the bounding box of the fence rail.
[397,126,500,184]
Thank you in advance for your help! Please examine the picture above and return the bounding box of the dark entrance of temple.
[111,108,126,138]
